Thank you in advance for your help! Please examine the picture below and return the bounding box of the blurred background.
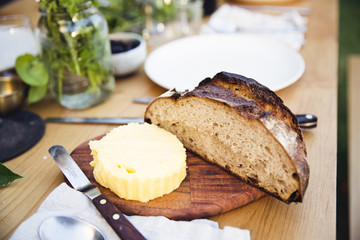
[338,0,360,239]
[0,0,358,238]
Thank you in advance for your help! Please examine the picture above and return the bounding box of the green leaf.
[91,0,100,7]
[0,163,23,187]
[15,54,49,87]
[28,85,48,104]
[66,0,78,18]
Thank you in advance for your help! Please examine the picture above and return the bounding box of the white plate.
[144,34,305,91]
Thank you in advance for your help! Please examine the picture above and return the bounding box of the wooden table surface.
[0,0,338,239]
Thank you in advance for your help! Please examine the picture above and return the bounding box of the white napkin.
[10,183,251,240]
[201,4,308,50]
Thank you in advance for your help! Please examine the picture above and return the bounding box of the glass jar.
[98,0,145,34]
[37,1,115,109]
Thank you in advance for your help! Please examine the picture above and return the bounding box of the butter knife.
[134,97,318,129]
[45,115,316,129]
[48,145,146,240]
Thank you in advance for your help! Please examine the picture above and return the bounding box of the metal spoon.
[39,216,105,240]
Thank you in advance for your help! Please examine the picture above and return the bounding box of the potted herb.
[16,0,115,109]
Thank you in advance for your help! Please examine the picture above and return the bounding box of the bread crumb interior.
[146,97,300,201]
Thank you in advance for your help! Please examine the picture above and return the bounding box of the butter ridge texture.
[89,123,187,202]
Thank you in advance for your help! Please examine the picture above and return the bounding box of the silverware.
[45,114,316,129]
[48,145,146,240]
[295,114,317,129]
[133,97,154,104]
[45,97,317,129]
[132,97,156,104]
[39,216,105,240]
[133,97,318,129]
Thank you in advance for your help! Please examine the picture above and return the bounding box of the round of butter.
[89,123,187,202]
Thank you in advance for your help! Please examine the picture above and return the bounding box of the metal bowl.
[0,69,27,116]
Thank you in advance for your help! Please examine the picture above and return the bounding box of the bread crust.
[145,71,309,203]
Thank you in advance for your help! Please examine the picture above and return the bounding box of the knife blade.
[48,145,146,240]
[45,114,317,129]
[132,97,156,104]
[46,96,317,129]
[134,97,318,129]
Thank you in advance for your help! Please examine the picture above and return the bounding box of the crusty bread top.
[173,72,302,138]
[146,71,309,203]
[200,72,309,202]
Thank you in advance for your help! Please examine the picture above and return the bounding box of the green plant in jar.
[39,0,115,109]
[99,0,145,33]
[16,0,115,109]
[151,0,176,23]
[99,0,176,34]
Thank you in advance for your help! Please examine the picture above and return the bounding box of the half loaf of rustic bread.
[144,71,309,203]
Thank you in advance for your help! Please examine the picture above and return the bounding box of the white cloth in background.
[201,4,308,50]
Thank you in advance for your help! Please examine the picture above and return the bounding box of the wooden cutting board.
[71,136,266,220]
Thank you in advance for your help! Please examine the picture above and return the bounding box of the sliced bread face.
[145,72,309,203]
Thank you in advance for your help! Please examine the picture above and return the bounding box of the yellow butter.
[89,123,187,202]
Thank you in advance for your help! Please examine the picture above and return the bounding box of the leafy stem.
[63,31,81,75]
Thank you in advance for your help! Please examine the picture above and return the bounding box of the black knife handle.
[92,194,146,240]
[296,114,318,129]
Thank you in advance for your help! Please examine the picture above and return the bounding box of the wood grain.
[0,0,338,239]
[71,136,266,220]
